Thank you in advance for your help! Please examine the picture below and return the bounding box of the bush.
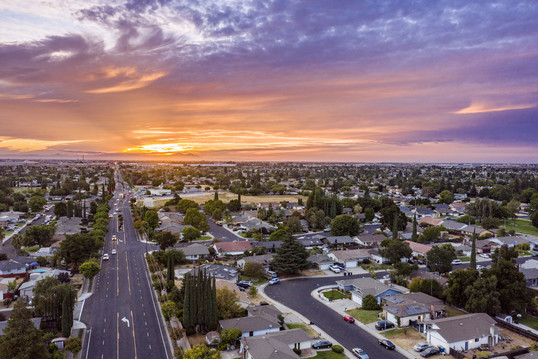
[476,351,491,358]
[293,348,302,354]
[362,294,381,310]
[332,345,344,353]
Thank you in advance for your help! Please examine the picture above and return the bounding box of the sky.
[0,0,537,163]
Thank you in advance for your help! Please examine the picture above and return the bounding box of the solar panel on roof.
[405,305,428,315]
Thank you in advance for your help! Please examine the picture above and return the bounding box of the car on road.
[420,347,440,357]
[451,259,462,265]
[476,264,484,269]
[374,320,395,330]
[414,342,430,352]
[268,278,280,285]
[378,339,395,350]
[312,340,332,349]
[112,235,117,241]
[111,249,117,255]
[343,315,355,323]
[103,253,109,261]
[351,348,369,359]
[329,265,341,273]
[216,221,223,226]
[532,252,538,257]
[109,213,114,218]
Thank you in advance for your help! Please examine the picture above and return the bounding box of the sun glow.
[122,143,196,154]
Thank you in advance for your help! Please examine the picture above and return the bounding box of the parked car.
[236,282,250,290]
[343,315,355,323]
[312,340,332,349]
[238,280,253,287]
[414,342,430,352]
[476,264,484,270]
[103,253,109,261]
[352,348,369,359]
[378,339,395,350]
[451,259,462,265]
[375,320,395,330]
[479,253,490,258]
[334,262,346,270]
[269,278,280,285]
[420,347,440,357]
[532,252,538,257]
[329,265,341,273]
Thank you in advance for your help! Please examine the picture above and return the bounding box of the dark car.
[236,283,249,291]
[532,252,538,257]
[375,320,395,330]
[312,340,333,349]
[420,347,440,357]
[378,339,395,350]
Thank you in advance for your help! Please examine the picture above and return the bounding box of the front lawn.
[445,306,466,317]
[346,308,381,324]
[502,219,538,236]
[518,314,538,330]
[382,328,405,338]
[322,290,347,300]
[311,351,346,359]
[457,256,471,262]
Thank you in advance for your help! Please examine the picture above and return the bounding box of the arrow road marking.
[122,316,130,327]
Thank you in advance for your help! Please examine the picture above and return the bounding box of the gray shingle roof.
[425,313,498,344]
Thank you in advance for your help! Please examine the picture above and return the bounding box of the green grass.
[194,235,212,241]
[322,290,347,300]
[502,219,538,236]
[383,328,404,338]
[311,351,347,359]
[346,308,381,324]
[286,322,317,337]
[24,245,40,253]
[239,276,268,285]
[518,314,538,330]
[361,263,390,271]
[445,306,466,317]
[457,256,471,262]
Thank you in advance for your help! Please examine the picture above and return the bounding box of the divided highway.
[80,175,171,359]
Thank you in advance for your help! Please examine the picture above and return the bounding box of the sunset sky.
[1,0,537,162]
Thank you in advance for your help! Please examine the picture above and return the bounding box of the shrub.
[332,345,344,353]
[293,348,302,354]
[362,294,381,310]
[510,346,522,351]
[477,351,491,358]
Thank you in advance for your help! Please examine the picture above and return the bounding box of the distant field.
[502,219,538,236]
[147,192,306,208]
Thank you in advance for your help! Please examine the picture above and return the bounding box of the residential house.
[418,217,444,227]
[237,254,274,270]
[213,241,253,256]
[157,222,185,235]
[441,220,467,232]
[219,315,280,338]
[241,218,277,234]
[240,329,312,359]
[295,235,325,249]
[455,244,472,257]
[382,292,445,327]
[490,235,536,248]
[433,204,456,217]
[449,202,467,215]
[474,239,495,254]
[187,264,239,283]
[404,241,432,258]
[336,277,407,306]
[461,225,492,238]
[367,249,390,264]
[251,241,282,253]
[520,268,538,288]
[414,207,435,219]
[356,234,386,248]
[410,269,448,286]
[328,249,370,268]
[0,318,41,335]
[307,254,335,270]
[323,235,357,248]
[247,305,282,319]
[0,257,33,278]
[182,244,210,261]
[363,224,382,234]
[423,313,499,352]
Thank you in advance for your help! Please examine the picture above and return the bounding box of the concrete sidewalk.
[311,285,421,359]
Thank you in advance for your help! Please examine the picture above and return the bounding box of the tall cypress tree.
[183,274,192,334]
[238,192,241,204]
[470,229,477,269]
[392,214,399,240]
[210,276,218,331]
[167,255,175,283]
[411,213,418,242]
[214,191,219,201]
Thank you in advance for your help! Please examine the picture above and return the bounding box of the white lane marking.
[85,328,92,359]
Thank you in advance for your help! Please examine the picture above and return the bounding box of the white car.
[451,259,462,265]
[352,348,369,359]
[414,342,430,352]
[111,249,117,255]
[103,254,109,261]
[476,264,484,270]
[479,253,490,258]
[329,265,341,273]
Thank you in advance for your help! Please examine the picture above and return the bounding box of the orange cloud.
[86,71,167,94]
[0,137,82,152]
[454,102,535,114]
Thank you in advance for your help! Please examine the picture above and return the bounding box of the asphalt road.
[81,173,172,359]
[207,217,244,242]
[264,274,407,359]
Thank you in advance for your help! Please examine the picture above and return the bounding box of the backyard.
[518,314,538,330]
[345,308,381,324]
[286,322,318,337]
[502,219,538,236]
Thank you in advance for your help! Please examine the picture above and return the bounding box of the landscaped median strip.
[311,285,418,359]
